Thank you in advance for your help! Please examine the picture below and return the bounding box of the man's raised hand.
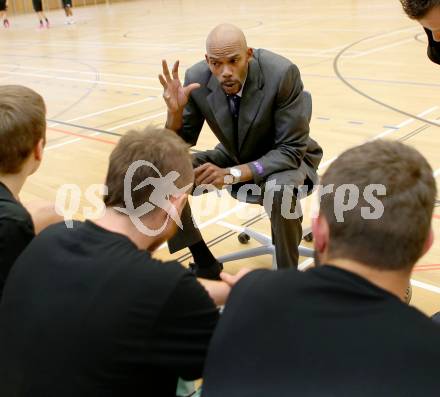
[159,60,200,114]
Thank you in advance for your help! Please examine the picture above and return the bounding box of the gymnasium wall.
[8,0,131,14]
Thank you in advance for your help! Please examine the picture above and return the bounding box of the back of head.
[400,0,440,19]
[320,140,436,271]
[104,126,194,212]
[0,85,46,174]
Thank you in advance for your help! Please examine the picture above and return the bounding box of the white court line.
[352,25,419,45]
[48,97,155,128]
[45,110,167,150]
[410,279,440,295]
[157,200,248,251]
[434,168,440,178]
[318,106,439,171]
[107,111,167,131]
[298,258,314,271]
[0,64,158,81]
[349,38,415,58]
[45,132,101,151]
[0,70,162,91]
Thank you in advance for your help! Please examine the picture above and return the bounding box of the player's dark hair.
[104,126,194,213]
[320,140,436,271]
[400,0,440,19]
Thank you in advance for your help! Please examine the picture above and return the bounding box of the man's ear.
[247,47,253,59]
[421,227,434,256]
[34,138,45,162]
[312,214,330,254]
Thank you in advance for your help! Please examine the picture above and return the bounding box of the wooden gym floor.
[1,0,439,314]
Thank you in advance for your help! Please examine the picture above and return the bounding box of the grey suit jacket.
[179,48,323,185]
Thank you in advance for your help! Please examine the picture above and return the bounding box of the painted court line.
[318,106,438,171]
[45,132,102,151]
[0,70,162,91]
[157,200,248,251]
[0,64,158,81]
[48,97,155,128]
[411,279,440,295]
[46,110,167,150]
[349,38,414,59]
[107,111,167,131]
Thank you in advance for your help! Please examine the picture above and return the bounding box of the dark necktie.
[227,94,241,151]
[227,94,241,120]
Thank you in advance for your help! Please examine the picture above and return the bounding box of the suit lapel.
[206,75,238,157]
[238,58,264,151]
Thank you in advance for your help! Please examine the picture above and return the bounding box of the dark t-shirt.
[0,221,219,397]
[202,266,440,397]
[424,28,440,65]
[0,182,35,298]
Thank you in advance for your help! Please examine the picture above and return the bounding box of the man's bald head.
[206,24,248,54]
[205,24,253,95]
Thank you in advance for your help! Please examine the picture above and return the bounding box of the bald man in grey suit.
[159,24,323,279]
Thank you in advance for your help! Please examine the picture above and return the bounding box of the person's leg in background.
[33,0,49,29]
[62,0,74,24]
[0,0,9,28]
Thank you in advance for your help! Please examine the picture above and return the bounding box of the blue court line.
[316,117,399,130]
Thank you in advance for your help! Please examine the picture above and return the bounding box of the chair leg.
[217,245,275,263]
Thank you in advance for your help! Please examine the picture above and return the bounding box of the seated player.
[202,140,440,397]
[32,0,49,29]
[0,85,61,299]
[400,0,440,64]
[0,127,230,397]
[0,0,9,28]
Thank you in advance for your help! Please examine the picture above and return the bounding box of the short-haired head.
[400,1,440,41]
[0,85,46,175]
[400,0,440,19]
[104,126,194,214]
[318,140,436,271]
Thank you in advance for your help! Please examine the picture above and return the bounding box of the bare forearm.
[197,278,231,306]
[165,110,183,133]
[24,201,64,234]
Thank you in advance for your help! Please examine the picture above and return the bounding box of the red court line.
[48,127,117,146]
[433,214,440,220]
[414,267,440,273]
[414,263,440,273]
[415,264,440,269]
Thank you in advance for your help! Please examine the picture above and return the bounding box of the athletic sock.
[189,240,218,268]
